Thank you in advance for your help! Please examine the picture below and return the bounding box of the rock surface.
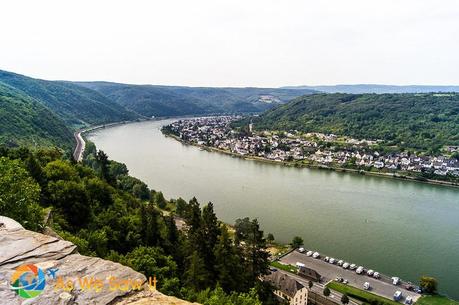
[0,216,197,305]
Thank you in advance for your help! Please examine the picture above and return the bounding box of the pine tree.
[184,250,209,291]
[141,202,160,246]
[214,226,242,292]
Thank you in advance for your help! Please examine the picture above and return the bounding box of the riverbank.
[163,132,459,189]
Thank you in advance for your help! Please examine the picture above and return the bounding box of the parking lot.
[280,250,421,303]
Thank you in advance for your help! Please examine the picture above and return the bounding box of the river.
[87,119,459,299]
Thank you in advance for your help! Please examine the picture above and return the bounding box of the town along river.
[88,120,459,299]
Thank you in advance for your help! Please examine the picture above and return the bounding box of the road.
[280,251,420,303]
[73,131,85,162]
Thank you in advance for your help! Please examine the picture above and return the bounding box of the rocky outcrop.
[0,216,196,305]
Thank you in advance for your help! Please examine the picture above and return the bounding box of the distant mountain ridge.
[283,84,459,94]
[77,81,317,117]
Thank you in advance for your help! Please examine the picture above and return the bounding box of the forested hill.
[248,93,459,152]
[77,81,316,117]
[0,83,73,149]
[0,70,140,128]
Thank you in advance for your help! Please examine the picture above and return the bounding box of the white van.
[363,282,370,290]
[356,266,364,274]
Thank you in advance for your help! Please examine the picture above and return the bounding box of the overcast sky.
[1,0,458,87]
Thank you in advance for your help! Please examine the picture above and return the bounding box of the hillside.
[0,83,73,149]
[77,81,316,116]
[283,84,459,94]
[0,70,140,128]
[247,93,459,152]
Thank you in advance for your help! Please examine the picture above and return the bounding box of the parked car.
[298,247,305,253]
[367,269,374,276]
[335,277,343,283]
[343,262,350,269]
[392,277,400,285]
[306,251,313,257]
[373,272,380,279]
[393,291,402,301]
[363,282,370,290]
[296,262,305,268]
[269,267,278,272]
[405,296,413,304]
[343,279,349,284]
[337,260,344,266]
[312,252,320,259]
[324,256,330,262]
[329,258,336,264]
[350,264,357,270]
[356,266,364,274]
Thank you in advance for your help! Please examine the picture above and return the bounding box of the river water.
[88,120,459,299]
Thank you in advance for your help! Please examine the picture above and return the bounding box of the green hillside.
[247,93,459,152]
[0,70,140,128]
[0,83,73,149]
[77,82,316,116]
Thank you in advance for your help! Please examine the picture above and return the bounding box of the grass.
[270,261,297,273]
[415,295,459,305]
[327,281,400,305]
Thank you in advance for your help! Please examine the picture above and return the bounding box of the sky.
[1,0,459,87]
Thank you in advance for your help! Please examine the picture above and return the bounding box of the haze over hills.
[243,93,459,152]
[77,81,317,117]
[283,84,459,94]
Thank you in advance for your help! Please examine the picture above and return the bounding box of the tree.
[235,218,270,287]
[341,293,349,304]
[175,197,188,217]
[266,233,275,244]
[291,236,304,249]
[96,150,115,185]
[308,280,313,289]
[0,157,43,231]
[154,191,167,209]
[184,250,209,291]
[214,227,242,292]
[420,276,438,294]
[323,287,331,297]
[47,180,90,230]
[140,202,160,246]
[122,246,177,281]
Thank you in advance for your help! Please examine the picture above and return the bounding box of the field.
[270,261,297,273]
[416,295,459,305]
[327,281,400,305]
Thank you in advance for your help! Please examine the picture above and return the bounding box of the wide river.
[88,120,459,299]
